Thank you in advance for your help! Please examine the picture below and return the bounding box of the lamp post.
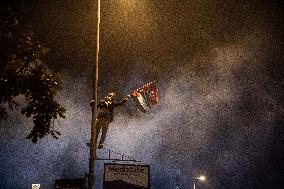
[193,175,206,189]
[87,1,149,188]
[88,0,100,188]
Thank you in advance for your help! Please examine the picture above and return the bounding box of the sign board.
[104,163,150,189]
[32,184,40,189]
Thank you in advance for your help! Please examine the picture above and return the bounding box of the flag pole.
[88,0,100,188]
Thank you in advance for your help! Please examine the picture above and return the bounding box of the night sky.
[0,0,283,189]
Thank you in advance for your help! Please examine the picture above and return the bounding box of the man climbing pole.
[90,92,131,149]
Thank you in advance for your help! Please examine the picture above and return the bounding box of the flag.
[131,81,159,112]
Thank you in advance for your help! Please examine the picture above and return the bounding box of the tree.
[0,7,66,143]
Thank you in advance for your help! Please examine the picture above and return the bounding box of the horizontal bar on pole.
[95,158,141,162]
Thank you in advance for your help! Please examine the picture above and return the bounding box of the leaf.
[0,8,66,143]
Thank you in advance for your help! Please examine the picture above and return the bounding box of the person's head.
[105,92,116,101]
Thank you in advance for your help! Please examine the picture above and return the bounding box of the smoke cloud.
[1,0,283,189]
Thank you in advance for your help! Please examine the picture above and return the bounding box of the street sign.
[104,163,150,189]
[32,184,40,189]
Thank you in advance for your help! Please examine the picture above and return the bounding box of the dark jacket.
[97,97,128,122]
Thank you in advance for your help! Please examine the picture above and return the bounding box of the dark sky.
[0,0,283,189]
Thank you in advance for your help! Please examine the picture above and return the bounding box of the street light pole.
[193,175,206,189]
[88,0,100,189]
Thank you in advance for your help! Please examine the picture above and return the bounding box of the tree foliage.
[0,7,66,143]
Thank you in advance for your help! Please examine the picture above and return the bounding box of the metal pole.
[108,150,111,163]
[193,182,196,189]
[88,0,100,188]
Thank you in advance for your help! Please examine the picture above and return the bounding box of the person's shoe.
[98,144,104,149]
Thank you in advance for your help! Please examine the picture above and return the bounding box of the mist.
[1,0,283,188]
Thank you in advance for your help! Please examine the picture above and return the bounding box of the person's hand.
[90,100,95,106]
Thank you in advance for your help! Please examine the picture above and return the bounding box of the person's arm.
[90,100,104,109]
[113,95,131,107]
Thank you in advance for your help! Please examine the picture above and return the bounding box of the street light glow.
[197,175,206,182]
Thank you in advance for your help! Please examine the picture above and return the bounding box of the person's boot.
[98,143,104,149]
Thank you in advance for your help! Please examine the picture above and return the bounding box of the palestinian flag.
[131,81,159,112]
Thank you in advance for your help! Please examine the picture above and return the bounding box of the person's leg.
[98,120,109,149]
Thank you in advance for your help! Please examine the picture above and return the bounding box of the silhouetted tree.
[0,7,66,143]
